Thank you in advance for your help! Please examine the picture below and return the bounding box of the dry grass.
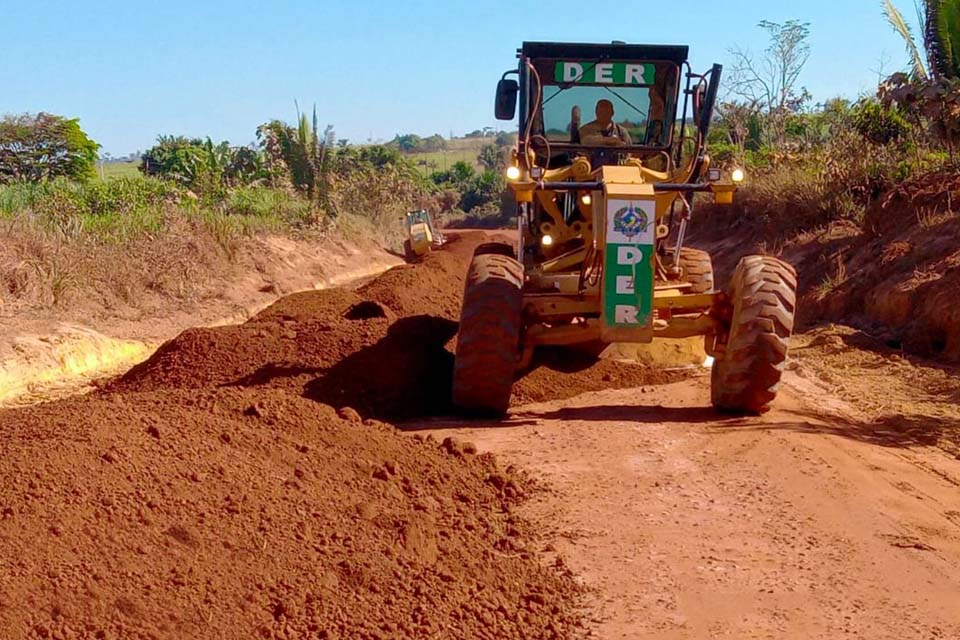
[0,168,426,312]
[0,210,227,309]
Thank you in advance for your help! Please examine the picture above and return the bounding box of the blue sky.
[1,0,914,155]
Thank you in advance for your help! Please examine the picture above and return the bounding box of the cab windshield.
[530,59,678,149]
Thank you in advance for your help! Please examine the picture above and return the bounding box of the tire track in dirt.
[408,374,960,638]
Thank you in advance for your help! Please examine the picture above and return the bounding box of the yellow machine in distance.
[451,41,797,417]
[403,210,445,261]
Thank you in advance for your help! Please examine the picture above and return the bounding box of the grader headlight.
[506,165,521,181]
[731,168,745,184]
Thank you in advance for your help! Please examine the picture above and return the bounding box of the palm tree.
[883,0,960,80]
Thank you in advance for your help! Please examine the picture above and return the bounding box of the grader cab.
[452,41,797,416]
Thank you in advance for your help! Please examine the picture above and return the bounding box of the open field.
[404,136,490,174]
[98,160,140,179]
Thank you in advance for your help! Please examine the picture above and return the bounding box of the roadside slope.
[0,232,399,407]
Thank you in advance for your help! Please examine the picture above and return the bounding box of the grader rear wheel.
[678,247,715,294]
[452,253,523,415]
[403,240,417,262]
[711,255,797,414]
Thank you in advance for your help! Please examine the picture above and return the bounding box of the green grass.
[403,136,491,175]
[0,176,312,245]
[98,161,140,179]
[406,149,482,174]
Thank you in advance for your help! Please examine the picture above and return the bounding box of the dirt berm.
[0,231,678,638]
[109,232,684,419]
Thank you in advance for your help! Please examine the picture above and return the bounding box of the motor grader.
[402,209,445,261]
[452,41,797,415]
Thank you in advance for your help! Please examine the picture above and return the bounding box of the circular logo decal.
[613,204,650,240]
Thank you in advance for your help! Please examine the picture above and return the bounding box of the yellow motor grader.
[452,41,797,415]
[403,209,445,261]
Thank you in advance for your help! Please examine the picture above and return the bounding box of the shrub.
[0,113,100,183]
[853,100,911,145]
[140,136,264,193]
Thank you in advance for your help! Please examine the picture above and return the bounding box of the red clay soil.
[112,231,676,421]
[1,229,689,638]
[693,172,960,362]
[513,352,691,406]
[0,388,581,639]
[798,174,960,361]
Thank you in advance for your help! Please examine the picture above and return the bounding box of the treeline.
[704,12,960,235]
[0,108,514,235]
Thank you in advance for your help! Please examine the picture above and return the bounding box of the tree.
[0,113,100,183]
[460,169,504,212]
[391,133,423,152]
[495,131,516,147]
[713,101,763,163]
[883,0,960,81]
[257,105,336,211]
[883,0,929,79]
[728,20,812,146]
[882,1,960,157]
[140,135,208,184]
[140,136,263,191]
[477,144,504,171]
[422,134,447,152]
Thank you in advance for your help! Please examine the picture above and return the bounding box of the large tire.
[473,242,516,259]
[711,255,797,414]
[678,247,715,294]
[403,239,416,262]
[452,254,523,415]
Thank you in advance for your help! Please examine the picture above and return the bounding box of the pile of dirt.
[355,235,476,321]
[0,228,714,637]
[0,387,582,638]
[113,230,675,420]
[513,353,692,406]
[108,288,388,393]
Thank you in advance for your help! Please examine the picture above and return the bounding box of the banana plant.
[256,105,336,214]
[883,0,960,80]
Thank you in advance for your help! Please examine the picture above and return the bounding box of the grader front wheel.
[452,253,523,415]
[711,255,797,414]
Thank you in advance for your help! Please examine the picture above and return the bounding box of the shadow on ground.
[303,315,458,421]
[714,408,959,450]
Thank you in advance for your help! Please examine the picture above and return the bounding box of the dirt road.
[414,371,960,639]
[3,231,959,638]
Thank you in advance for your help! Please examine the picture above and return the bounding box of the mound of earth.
[513,353,691,406]
[114,231,679,420]
[0,387,581,639]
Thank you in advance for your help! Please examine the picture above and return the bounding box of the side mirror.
[495,78,519,121]
[692,84,708,128]
[696,64,722,139]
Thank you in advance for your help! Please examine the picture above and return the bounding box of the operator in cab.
[579,99,632,145]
